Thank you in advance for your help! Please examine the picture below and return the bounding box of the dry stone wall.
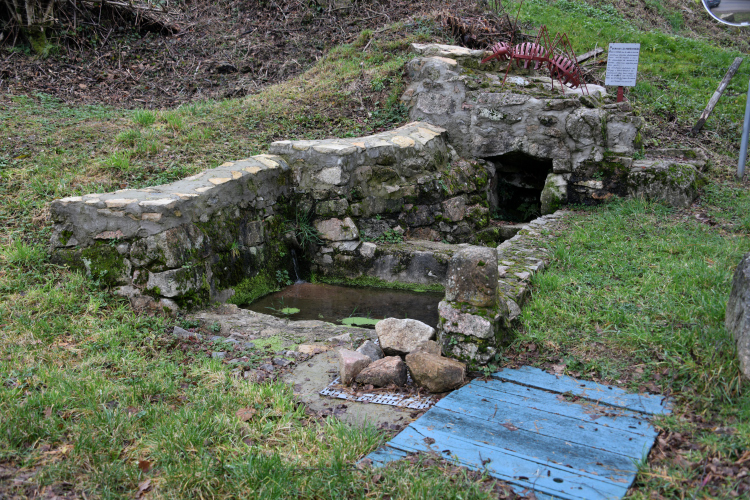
[48,43,707,364]
[50,155,293,310]
[270,123,498,246]
[438,211,567,364]
[401,44,703,212]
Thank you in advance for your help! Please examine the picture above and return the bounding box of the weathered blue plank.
[436,384,655,459]
[365,366,670,500]
[365,445,409,467]
[408,406,639,482]
[457,379,658,437]
[388,422,631,500]
[492,366,670,415]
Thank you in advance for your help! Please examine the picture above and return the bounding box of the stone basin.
[47,43,704,366]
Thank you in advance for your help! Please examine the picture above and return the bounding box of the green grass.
[132,109,157,127]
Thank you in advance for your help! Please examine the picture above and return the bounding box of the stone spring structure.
[49,43,704,365]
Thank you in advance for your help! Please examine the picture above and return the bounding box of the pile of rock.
[337,318,466,393]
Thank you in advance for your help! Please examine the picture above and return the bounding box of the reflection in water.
[245,283,443,328]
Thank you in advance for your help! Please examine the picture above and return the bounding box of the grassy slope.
[1,1,750,498]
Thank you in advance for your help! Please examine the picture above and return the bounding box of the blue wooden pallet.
[365,366,671,500]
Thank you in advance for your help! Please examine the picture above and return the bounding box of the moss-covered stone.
[80,243,128,286]
[228,271,280,306]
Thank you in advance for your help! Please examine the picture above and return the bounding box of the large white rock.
[376,318,436,357]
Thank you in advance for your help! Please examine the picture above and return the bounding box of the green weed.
[161,110,184,132]
[105,151,132,173]
[116,128,141,146]
[132,109,156,127]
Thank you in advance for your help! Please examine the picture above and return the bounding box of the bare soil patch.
[0,0,501,109]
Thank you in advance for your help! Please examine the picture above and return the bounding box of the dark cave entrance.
[489,152,553,223]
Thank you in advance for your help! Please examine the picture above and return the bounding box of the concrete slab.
[282,350,419,429]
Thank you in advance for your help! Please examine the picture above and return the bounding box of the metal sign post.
[738,83,750,179]
[605,43,640,102]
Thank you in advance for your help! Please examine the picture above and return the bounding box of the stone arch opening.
[488,152,553,222]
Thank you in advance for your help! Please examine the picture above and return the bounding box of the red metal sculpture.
[547,32,586,91]
[479,1,588,94]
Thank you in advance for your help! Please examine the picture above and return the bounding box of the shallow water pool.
[245,283,443,328]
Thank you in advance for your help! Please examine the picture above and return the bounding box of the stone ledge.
[312,239,457,286]
[269,122,449,196]
[51,154,290,249]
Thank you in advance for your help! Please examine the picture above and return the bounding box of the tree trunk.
[25,25,52,56]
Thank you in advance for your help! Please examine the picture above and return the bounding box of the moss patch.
[80,243,127,286]
[229,272,280,306]
[312,273,444,293]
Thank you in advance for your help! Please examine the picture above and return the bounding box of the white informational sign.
[605,43,641,87]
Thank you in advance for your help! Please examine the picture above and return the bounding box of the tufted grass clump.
[161,110,184,132]
[132,109,156,127]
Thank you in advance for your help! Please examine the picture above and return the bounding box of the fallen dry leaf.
[136,478,151,499]
[235,408,257,422]
[138,460,152,473]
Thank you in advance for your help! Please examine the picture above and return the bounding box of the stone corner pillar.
[437,245,509,365]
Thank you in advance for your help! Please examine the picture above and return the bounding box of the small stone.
[326,333,351,343]
[272,358,292,367]
[298,344,331,355]
[360,242,377,259]
[438,300,495,339]
[243,370,263,382]
[355,356,407,387]
[211,351,227,359]
[315,217,359,242]
[376,318,435,357]
[259,363,275,373]
[413,340,442,356]
[172,326,201,340]
[316,166,344,185]
[442,196,467,222]
[241,342,256,350]
[356,340,384,362]
[391,136,415,148]
[337,349,372,385]
[405,351,465,393]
